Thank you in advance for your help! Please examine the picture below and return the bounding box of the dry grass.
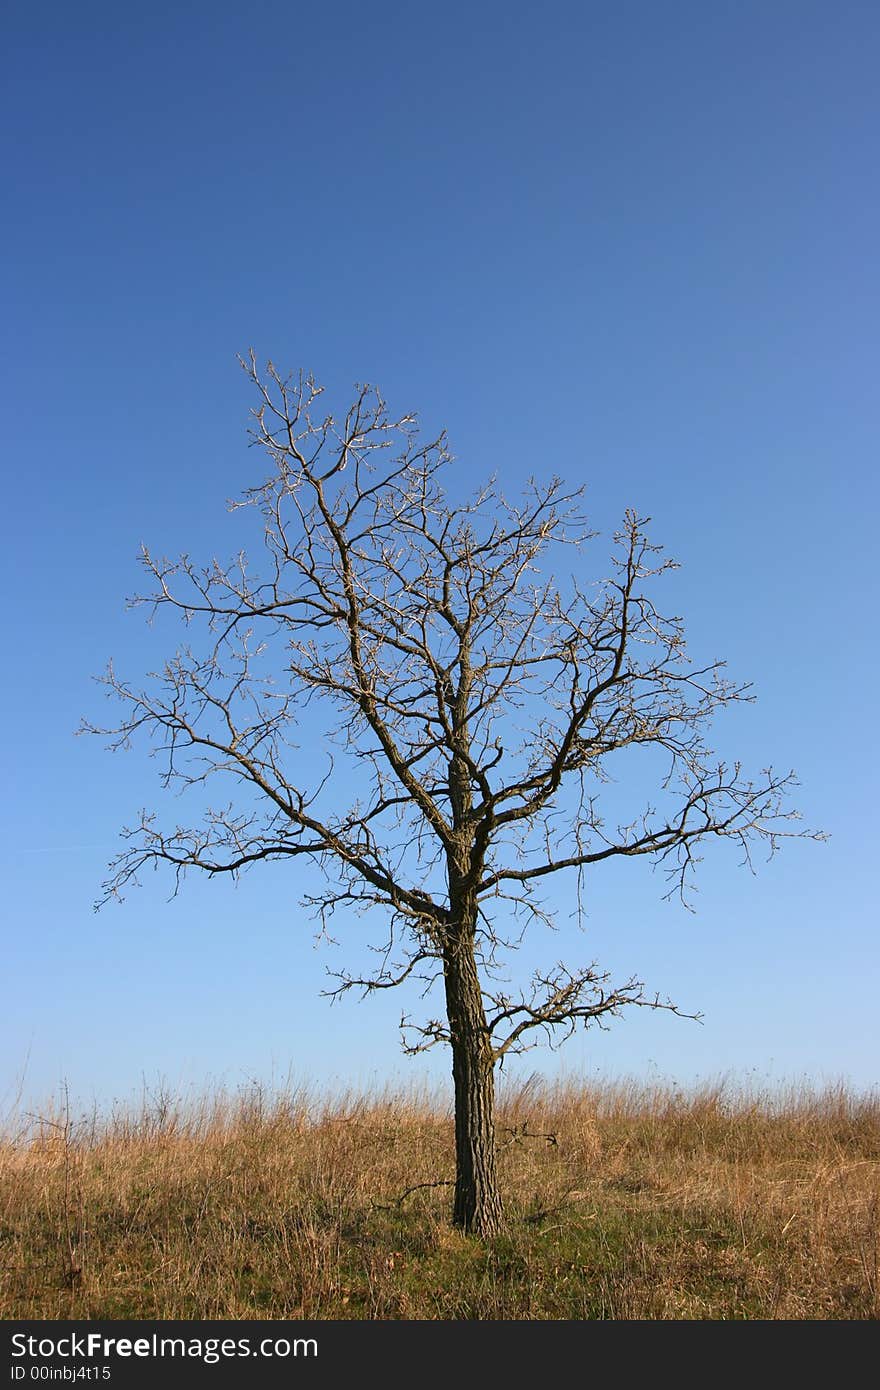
[1,1076,878,1319]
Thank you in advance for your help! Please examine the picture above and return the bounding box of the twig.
[371,1177,455,1211]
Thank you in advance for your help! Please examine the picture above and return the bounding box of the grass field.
[2,1077,877,1319]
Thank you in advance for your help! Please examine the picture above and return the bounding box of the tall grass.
[1,1077,877,1319]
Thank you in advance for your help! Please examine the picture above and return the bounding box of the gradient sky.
[2,1,878,1114]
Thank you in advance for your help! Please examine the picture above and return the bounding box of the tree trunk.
[443,933,504,1236]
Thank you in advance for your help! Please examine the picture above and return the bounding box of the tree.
[85,354,817,1235]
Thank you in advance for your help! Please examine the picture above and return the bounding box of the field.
[1,1077,878,1320]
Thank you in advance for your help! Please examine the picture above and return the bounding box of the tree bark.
[443,932,504,1236]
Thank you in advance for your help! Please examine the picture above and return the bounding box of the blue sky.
[2,1,878,1113]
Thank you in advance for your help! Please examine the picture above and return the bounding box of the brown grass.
[1,1076,877,1319]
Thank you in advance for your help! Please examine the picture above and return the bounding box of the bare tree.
[84,355,818,1235]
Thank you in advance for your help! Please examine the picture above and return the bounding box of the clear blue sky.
[2,1,877,1113]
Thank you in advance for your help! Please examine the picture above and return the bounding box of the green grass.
[2,1079,878,1319]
